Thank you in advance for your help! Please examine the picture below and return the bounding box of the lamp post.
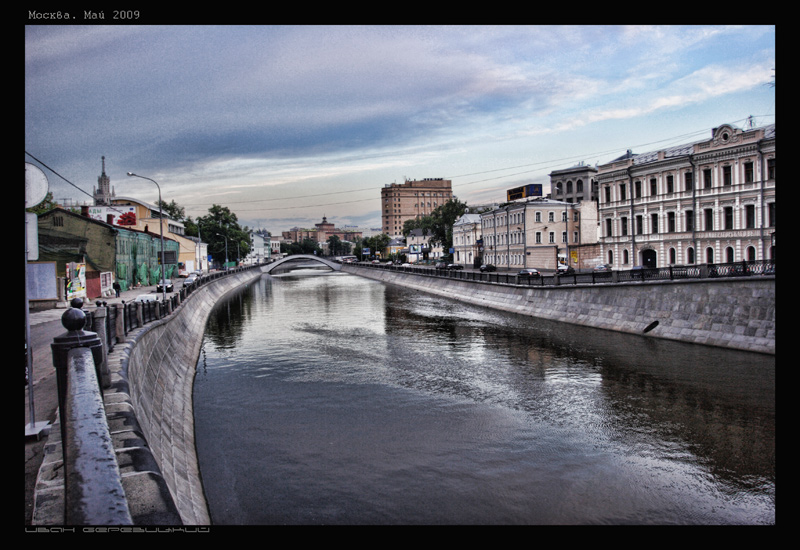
[127,172,167,302]
[216,233,229,269]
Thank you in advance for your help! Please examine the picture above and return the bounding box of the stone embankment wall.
[122,269,263,524]
[342,265,775,355]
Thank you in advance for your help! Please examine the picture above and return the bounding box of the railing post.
[114,303,126,341]
[89,302,111,388]
[51,301,105,462]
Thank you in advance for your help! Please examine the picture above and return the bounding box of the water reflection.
[193,272,774,524]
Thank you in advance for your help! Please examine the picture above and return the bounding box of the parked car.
[182,275,198,288]
[135,294,157,302]
[156,279,174,293]
[447,263,463,270]
[518,268,541,277]
[435,261,448,270]
[593,264,612,272]
[479,264,496,272]
[557,264,575,274]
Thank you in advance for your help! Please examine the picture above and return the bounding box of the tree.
[25,191,58,215]
[401,198,468,259]
[157,199,185,221]
[327,235,342,256]
[194,204,250,266]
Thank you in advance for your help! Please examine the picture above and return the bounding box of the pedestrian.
[113,281,121,298]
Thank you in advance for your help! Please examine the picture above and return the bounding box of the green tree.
[402,198,468,259]
[327,235,342,256]
[157,199,185,221]
[25,191,58,215]
[195,204,250,266]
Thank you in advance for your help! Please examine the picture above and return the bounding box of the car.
[518,268,541,277]
[446,263,463,270]
[134,294,158,302]
[182,275,198,288]
[593,264,612,272]
[435,261,448,270]
[557,264,575,274]
[479,264,496,272]
[156,279,174,293]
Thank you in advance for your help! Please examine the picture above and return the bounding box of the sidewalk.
[24,283,168,525]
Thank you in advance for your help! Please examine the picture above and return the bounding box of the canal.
[192,271,774,525]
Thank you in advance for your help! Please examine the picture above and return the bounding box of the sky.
[25,25,775,236]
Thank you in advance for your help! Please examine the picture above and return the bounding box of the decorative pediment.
[711,124,741,147]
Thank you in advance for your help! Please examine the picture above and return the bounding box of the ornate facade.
[597,122,775,269]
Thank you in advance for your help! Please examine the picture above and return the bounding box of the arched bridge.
[260,254,342,274]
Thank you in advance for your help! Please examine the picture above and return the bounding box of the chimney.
[81,205,90,217]
[107,214,115,225]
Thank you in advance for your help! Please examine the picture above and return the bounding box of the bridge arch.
[260,254,342,274]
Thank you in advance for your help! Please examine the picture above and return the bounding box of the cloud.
[25,25,775,235]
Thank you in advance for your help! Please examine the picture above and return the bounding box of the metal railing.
[353,259,775,287]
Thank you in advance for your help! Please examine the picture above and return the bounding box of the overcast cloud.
[25,25,775,234]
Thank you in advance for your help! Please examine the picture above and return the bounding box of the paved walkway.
[24,284,172,525]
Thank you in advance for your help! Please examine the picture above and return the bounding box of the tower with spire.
[93,156,115,205]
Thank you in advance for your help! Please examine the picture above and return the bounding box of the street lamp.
[216,233,229,268]
[127,172,167,302]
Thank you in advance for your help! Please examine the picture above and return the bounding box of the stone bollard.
[51,301,105,450]
[115,303,126,342]
[91,301,111,388]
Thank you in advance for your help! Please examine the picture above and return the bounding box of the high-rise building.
[93,156,115,206]
[380,178,453,237]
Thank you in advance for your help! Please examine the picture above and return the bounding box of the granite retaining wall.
[121,269,264,524]
[342,265,775,355]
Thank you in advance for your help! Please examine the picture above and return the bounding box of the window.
[767,158,775,180]
[703,168,712,189]
[684,172,693,191]
[743,161,754,183]
[704,209,714,231]
[636,215,643,235]
[651,213,658,234]
[685,210,694,231]
[650,178,657,196]
[605,219,613,237]
[620,184,627,201]
[666,175,674,194]
[724,207,734,230]
[745,204,755,228]
[723,165,732,186]
[621,217,628,236]
[668,212,676,233]
[635,180,642,198]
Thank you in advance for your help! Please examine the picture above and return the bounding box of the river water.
[192,271,774,525]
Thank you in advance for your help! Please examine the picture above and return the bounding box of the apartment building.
[381,178,453,237]
[597,122,775,269]
[480,199,598,271]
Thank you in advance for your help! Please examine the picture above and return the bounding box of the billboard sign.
[506,184,543,201]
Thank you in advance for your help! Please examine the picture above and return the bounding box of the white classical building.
[596,122,775,269]
[452,212,482,267]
